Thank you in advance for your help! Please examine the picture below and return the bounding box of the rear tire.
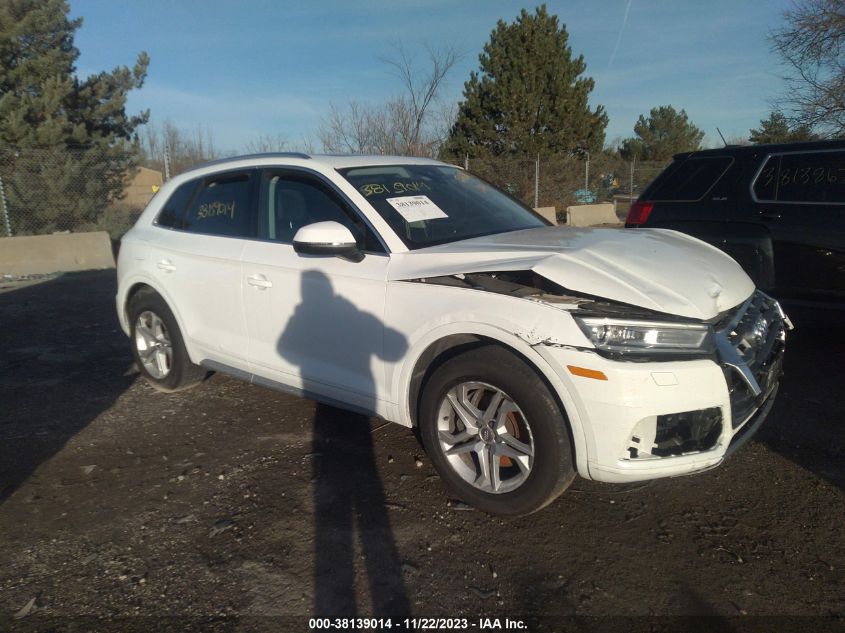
[419,345,575,515]
[128,289,206,392]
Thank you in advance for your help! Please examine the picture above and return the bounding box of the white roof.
[308,154,446,168]
[183,153,448,174]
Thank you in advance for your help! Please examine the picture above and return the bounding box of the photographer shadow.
[277,269,411,618]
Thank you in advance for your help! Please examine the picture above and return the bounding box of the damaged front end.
[406,271,790,464]
[621,291,789,461]
[406,269,685,316]
[407,270,720,359]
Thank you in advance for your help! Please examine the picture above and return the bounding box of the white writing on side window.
[386,195,448,223]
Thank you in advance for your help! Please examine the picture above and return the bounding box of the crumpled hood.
[388,226,755,320]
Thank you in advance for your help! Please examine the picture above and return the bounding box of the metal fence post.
[164,141,172,181]
[534,153,539,208]
[0,175,12,238]
[585,150,590,193]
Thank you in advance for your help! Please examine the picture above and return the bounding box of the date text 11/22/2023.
[308,617,528,630]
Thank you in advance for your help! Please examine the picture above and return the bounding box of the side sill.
[200,359,386,420]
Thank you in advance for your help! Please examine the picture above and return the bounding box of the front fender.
[391,318,592,480]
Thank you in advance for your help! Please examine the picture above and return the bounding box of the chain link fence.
[0,147,157,239]
[463,154,667,222]
[0,146,668,238]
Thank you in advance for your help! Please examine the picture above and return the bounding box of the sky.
[70,0,794,153]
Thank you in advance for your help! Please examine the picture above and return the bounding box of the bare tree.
[244,133,288,154]
[430,100,459,153]
[382,43,462,155]
[319,102,384,154]
[772,0,845,135]
[318,43,462,157]
[141,120,220,175]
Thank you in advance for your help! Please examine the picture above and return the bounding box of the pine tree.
[748,111,817,144]
[619,106,704,162]
[0,0,149,233]
[441,5,607,160]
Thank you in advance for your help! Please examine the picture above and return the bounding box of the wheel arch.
[397,324,589,477]
[121,280,161,328]
[118,276,199,365]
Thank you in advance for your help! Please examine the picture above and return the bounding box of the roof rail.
[183,152,312,174]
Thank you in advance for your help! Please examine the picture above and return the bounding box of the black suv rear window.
[646,156,733,201]
[753,151,845,204]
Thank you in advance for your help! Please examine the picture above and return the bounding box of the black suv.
[626,140,845,306]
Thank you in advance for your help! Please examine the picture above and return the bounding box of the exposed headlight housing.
[574,317,714,357]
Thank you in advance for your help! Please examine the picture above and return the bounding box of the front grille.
[725,369,757,427]
[727,292,783,374]
[717,291,787,429]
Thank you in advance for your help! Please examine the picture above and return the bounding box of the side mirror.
[292,221,364,263]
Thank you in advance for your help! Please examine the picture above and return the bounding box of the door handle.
[757,210,782,220]
[247,274,273,289]
[157,259,176,272]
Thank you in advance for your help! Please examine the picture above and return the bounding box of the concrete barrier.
[532,206,558,224]
[565,203,620,227]
[0,231,115,276]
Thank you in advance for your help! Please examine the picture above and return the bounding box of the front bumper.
[536,291,787,484]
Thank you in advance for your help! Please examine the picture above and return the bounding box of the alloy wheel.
[435,381,535,494]
[134,310,173,379]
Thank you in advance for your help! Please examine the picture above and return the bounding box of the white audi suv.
[116,153,789,514]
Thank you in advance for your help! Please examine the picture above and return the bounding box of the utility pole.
[534,153,539,208]
[629,158,635,201]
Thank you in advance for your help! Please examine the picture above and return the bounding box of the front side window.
[753,151,845,204]
[183,172,255,237]
[259,173,384,252]
[338,165,548,249]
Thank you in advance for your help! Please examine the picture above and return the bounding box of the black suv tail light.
[625,201,654,226]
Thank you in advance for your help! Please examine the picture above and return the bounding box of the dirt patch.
[0,271,843,631]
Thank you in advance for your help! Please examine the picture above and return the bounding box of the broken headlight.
[574,317,714,357]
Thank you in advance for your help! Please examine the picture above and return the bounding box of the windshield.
[338,164,549,249]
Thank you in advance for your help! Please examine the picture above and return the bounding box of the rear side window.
[753,151,845,204]
[183,172,256,238]
[156,180,198,229]
[646,156,733,201]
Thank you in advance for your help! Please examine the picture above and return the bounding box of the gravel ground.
[0,271,843,632]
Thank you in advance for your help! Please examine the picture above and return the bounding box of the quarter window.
[183,172,256,237]
[155,180,198,229]
[753,151,845,204]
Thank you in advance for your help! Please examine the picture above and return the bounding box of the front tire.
[419,345,575,515]
[128,289,206,392]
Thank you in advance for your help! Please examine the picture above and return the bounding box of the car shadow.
[757,305,845,492]
[276,269,411,618]
[0,271,136,504]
